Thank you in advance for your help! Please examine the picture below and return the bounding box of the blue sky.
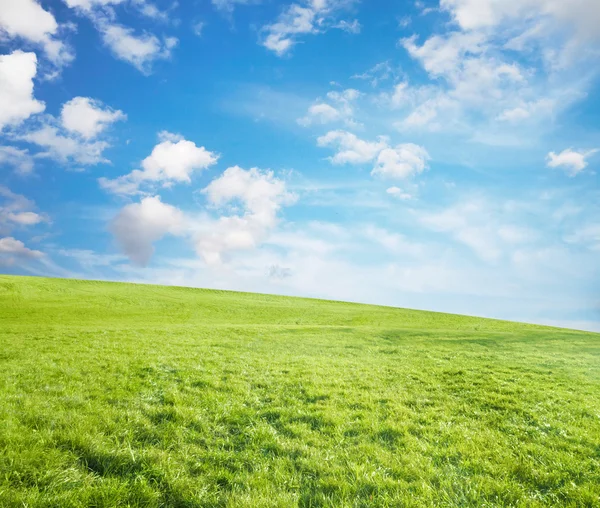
[1,0,599,331]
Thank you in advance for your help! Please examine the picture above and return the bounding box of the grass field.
[1,275,599,507]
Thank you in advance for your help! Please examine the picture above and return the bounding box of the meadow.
[0,275,599,507]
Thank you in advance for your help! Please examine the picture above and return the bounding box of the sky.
[1,0,599,332]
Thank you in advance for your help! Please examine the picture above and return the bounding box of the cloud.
[21,125,111,166]
[546,148,598,176]
[0,0,73,67]
[0,51,45,131]
[564,223,600,251]
[333,19,361,34]
[108,167,295,266]
[317,130,387,164]
[379,0,597,140]
[317,130,429,181]
[440,0,600,44]
[0,146,35,174]
[0,185,47,234]
[418,198,538,263]
[386,186,412,200]
[298,88,361,127]
[192,21,204,37]
[109,195,185,266]
[0,236,44,265]
[352,61,396,87]
[98,22,178,73]
[64,0,126,9]
[402,31,486,78]
[211,0,259,12]
[261,0,358,56]
[372,144,429,179]
[0,186,47,264]
[60,97,126,139]
[194,166,296,264]
[99,132,218,195]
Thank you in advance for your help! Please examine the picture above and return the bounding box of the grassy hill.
[1,275,599,507]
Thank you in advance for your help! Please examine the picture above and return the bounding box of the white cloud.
[372,144,429,179]
[546,148,598,176]
[386,186,412,200]
[0,186,47,263]
[564,223,600,251]
[0,186,47,236]
[0,0,73,66]
[0,146,34,174]
[108,167,295,266]
[98,22,177,73]
[496,98,556,123]
[352,61,395,87]
[261,0,358,56]
[333,19,361,34]
[388,1,594,138]
[21,125,111,166]
[192,21,204,37]
[64,0,126,9]
[211,0,258,12]
[99,132,218,195]
[317,130,387,164]
[0,51,45,131]
[362,225,423,256]
[110,195,185,266]
[419,198,540,263]
[61,97,126,139]
[317,130,429,181]
[299,103,341,125]
[298,88,361,127]
[440,0,600,43]
[194,166,296,264]
[0,236,44,265]
[402,31,485,78]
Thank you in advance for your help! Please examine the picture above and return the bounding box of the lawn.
[0,275,599,507]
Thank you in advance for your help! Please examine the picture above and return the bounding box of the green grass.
[1,275,599,507]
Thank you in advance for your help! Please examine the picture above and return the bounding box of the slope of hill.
[1,275,599,507]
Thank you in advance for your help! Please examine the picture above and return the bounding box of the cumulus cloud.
[194,166,296,264]
[98,22,177,73]
[21,125,111,166]
[0,51,45,131]
[261,0,358,56]
[0,0,73,67]
[110,195,185,266]
[381,0,598,139]
[211,0,258,12]
[298,88,361,127]
[0,146,35,174]
[64,0,126,9]
[352,61,395,87]
[546,148,598,176]
[108,167,295,266]
[60,97,126,139]
[419,198,538,263]
[0,186,44,233]
[386,186,412,200]
[440,0,600,44]
[317,130,387,164]
[0,236,44,265]
[17,94,123,168]
[333,19,360,34]
[372,144,429,179]
[564,223,600,251]
[99,132,218,195]
[317,130,429,181]
[0,187,47,264]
